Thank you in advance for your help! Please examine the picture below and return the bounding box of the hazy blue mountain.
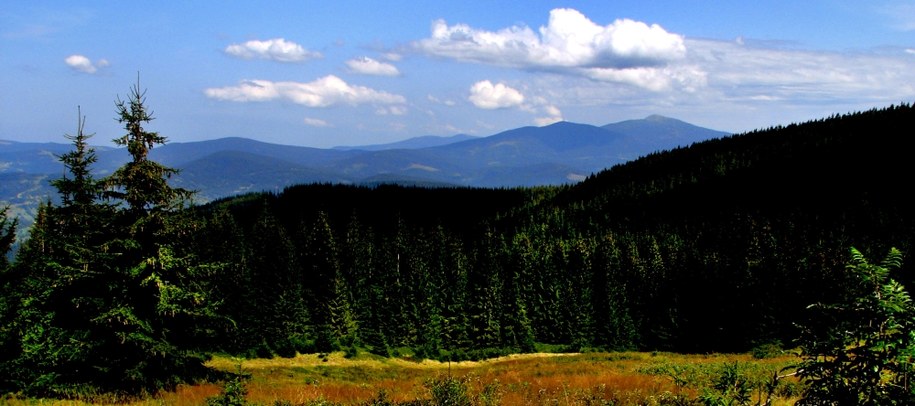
[0,140,102,174]
[332,134,478,151]
[1,115,729,228]
[602,115,730,154]
[323,117,727,186]
[171,150,352,201]
[149,137,360,167]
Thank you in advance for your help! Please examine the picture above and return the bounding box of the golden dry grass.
[3,351,800,405]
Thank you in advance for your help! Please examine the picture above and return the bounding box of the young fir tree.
[5,110,119,396]
[50,107,114,264]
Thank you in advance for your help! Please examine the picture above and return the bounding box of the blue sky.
[3,1,915,148]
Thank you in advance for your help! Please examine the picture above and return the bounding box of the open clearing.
[5,351,800,405]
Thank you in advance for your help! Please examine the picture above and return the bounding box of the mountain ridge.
[1,115,730,226]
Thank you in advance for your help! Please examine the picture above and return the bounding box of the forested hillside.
[179,103,914,359]
[2,100,912,398]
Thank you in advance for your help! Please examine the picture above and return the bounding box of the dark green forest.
[1,83,913,399]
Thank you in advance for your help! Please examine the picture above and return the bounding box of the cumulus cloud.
[468,80,525,109]
[414,8,696,90]
[303,117,331,127]
[204,75,407,107]
[224,38,321,62]
[65,54,109,74]
[467,81,563,125]
[346,56,400,76]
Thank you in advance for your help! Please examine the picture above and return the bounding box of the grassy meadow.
[4,350,801,405]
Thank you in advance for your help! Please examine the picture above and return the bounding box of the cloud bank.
[65,54,108,74]
[415,8,701,90]
[346,57,400,76]
[204,75,406,107]
[225,38,321,62]
[685,39,915,104]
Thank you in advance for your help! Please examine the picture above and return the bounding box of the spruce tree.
[106,79,192,220]
[245,206,308,357]
[0,206,18,391]
[94,79,211,393]
[301,211,350,352]
[0,207,16,271]
[5,110,118,396]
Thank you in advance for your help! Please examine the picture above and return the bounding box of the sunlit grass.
[3,351,801,405]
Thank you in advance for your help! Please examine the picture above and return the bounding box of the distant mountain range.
[1,115,728,225]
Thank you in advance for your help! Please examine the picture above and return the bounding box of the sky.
[3,1,915,148]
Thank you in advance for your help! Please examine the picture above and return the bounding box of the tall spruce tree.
[95,79,211,393]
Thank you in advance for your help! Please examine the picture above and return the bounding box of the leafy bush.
[796,247,915,405]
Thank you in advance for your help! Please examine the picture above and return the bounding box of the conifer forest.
[2,83,915,404]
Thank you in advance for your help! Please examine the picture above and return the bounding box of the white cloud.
[468,80,525,109]
[224,38,321,62]
[346,56,400,76]
[527,37,915,133]
[415,8,696,90]
[65,54,108,74]
[204,75,407,107]
[303,117,331,127]
[581,65,706,92]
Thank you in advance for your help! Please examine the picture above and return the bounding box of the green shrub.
[426,375,471,406]
[206,375,249,406]
[749,341,783,359]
